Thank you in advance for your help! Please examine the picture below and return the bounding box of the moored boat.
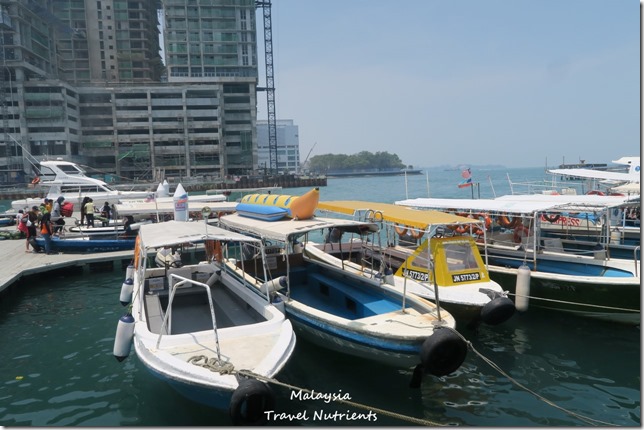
[219,213,469,383]
[315,200,516,328]
[113,220,296,424]
[395,194,641,325]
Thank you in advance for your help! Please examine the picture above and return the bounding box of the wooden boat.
[113,221,296,425]
[395,194,641,325]
[219,213,469,381]
[315,201,516,328]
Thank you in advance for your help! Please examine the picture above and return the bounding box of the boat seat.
[307,272,399,316]
[167,267,194,289]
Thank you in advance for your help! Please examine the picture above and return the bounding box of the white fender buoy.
[162,180,170,197]
[119,278,134,306]
[113,313,135,362]
[260,276,287,294]
[384,267,395,286]
[515,263,531,312]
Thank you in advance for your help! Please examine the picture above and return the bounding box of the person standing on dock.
[100,201,111,227]
[16,209,28,240]
[79,196,90,227]
[26,206,39,252]
[40,210,54,255]
[51,196,66,236]
[84,198,95,228]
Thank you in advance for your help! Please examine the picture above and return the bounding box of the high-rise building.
[0,0,258,184]
[257,119,300,174]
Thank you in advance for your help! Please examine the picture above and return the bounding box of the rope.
[234,369,448,426]
[188,354,235,375]
[444,327,618,427]
[508,292,639,313]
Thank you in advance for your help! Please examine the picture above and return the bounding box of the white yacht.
[11,159,153,211]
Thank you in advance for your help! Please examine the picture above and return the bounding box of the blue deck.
[288,269,401,320]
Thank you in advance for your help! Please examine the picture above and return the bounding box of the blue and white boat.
[396,194,641,325]
[219,213,468,378]
[114,221,296,424]
[35,235,136,253]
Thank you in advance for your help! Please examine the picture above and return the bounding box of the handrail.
[155,274,222,361]
[634,246,640,277]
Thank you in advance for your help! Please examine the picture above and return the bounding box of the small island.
[307,151,422,177]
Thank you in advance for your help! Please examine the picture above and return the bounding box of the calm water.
[0,167,640,426]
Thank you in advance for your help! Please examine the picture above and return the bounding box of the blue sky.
[255,0,640,168]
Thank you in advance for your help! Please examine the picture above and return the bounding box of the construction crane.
[255,1,278,174]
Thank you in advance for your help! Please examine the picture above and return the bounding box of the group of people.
[16,196,67,254]
[80,197,113,228]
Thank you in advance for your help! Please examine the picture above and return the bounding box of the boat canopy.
[115,200,237,216]
[138,220,259,249]
[396,194,639,216]
[317,200,483,229]
[219,213,378,242]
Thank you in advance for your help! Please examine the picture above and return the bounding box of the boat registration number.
[401,269,429,282]
[452,272,481,283]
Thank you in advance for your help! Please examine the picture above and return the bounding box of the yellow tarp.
[317,201,482,229]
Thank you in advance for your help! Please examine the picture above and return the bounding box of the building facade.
[256,119,300,174]
[0,0,258,184]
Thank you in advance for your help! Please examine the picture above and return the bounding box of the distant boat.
[11,159,151,211]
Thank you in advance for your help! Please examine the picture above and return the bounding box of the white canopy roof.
[115,200,238,216]
[219,213,378,242]
[396,194,639,215]
[138,220,259,249]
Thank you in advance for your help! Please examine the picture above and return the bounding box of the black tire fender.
[229,379,275,426]
[420,327,468,377]
[480,296,516,326]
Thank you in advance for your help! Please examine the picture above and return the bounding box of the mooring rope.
[188,354,235,375]
[235,369,448,426]
[508,292,639,313]
[445,327,618,427]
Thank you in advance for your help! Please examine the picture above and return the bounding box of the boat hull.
[36,237,136,253]
[488,266,640,325]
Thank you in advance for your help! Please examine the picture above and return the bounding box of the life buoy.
[449,224,466,235]
[476,213,492,230]
[394,224,408,236]
[229,379,275,426]
[542,213,560,223]
[31,177,40,185]
[498,215,521,229]
[419,327,468,377]
[513,224,530,243]
[586,190,606,196]
[480,296,516,326]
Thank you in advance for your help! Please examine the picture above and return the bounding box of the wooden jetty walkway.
[0,236,134,295]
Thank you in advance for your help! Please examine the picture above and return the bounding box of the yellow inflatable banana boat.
[238,187,319,221]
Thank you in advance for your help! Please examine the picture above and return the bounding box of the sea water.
[0,166,640,426]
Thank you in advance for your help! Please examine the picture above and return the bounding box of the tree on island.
[308,151,407,173]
